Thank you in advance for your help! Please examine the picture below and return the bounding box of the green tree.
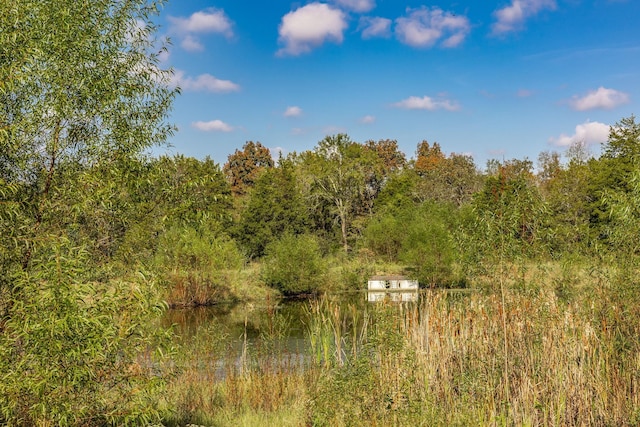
[585,116,640,242]
[538,148,593,253]
[0,0,176,424]
[364,201,457,286]
[153,155,232,227]
[361,139,406,215]
[471,159,549,261]
[373,168,420,210]
[600,116,640,253]
[602,115,640,161]
[399,203,457,287]
[363,207,407,262]
[236,158,309,258]
[537,150,562,187]
[114,155,233,263]
[606,169,640,256]
[301,134,382,252]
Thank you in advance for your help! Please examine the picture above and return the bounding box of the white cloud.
[392,95,460,111]
[492,0,556,35]
[333,0,376,13]
[284,106,303,117]
[192,120,234,132]
[168,8,233,51]
[171,70,240,93]
[360,115,376,124]
[549,121,610,147]
[359,17,392,39]
[569,87,630,111]
[517,89,534,97]
[180,35,204,52]
[395,7,470,48]
[169,8,233,36]
[277,3,348,56]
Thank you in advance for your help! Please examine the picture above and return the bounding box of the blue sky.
[153,0,639,168]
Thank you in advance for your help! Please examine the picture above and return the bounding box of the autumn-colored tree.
[365,139,406,174]
[223,141,274,195]
[412,141,481,206]
[486,158,535,181]
[415,140,446,174]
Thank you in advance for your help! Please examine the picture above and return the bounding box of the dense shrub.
[154,223,245,306]
[261,234,325,295]
[364,202,456,286]
[399,205,455,287]
[156,224,244,273]
[0,243,172,426]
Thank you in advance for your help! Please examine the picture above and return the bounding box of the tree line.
[18,118,628,296]
[217,121,639,281]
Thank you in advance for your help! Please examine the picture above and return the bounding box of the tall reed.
[308,287,640,426]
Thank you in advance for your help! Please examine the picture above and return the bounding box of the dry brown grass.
[404,289,640,425]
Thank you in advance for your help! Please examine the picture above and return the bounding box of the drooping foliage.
[0,0,177,424]
[538,149,593,253]
[471,159,550,260]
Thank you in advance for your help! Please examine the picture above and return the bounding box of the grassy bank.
[158,252,407,308]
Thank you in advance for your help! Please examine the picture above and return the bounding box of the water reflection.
[164,290,470,343]
[367,290,419,303]
[163,290,469,377]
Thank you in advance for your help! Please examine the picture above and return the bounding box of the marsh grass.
[306,288,640,425]
[164,307,309,427]
[164,263,640,426]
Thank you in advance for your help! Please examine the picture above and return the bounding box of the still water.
[164,291,418,343]
[161,290,465,375]
[163,291,419,372]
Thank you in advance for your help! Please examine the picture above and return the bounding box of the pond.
[161,289,468,377]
